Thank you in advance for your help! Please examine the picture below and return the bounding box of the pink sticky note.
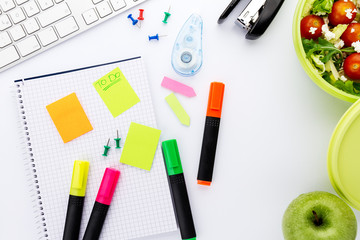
[161,77,196,97]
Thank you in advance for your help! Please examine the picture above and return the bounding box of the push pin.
[128,14,140,28]
[114,130,121,149]
[138,9,144,21]
[148,34,167,41]
[162,6,171,24]
[102,138,111,157]
[137,9,144,28]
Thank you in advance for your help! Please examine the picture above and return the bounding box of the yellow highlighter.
[63,160,89,240]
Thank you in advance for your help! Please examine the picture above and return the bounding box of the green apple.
[282,191,357,240]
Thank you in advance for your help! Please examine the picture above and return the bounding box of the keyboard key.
[110,0,126,11]
[9,7,26,23]
[15,0,29,5]
[36,0,53,10]
[23,18,39,33]
[55,17,78,38]
[9,25,26,40]
[0,15,12,30]
[92,0,103,4]
[23,0,40,17]
[96,1,112,18]
[38,26,57,46]
[37,2,70,27]
[82,8,98,25]
[0,46,20,68]
[0,32,12,48]
[17,35,40,56]
[0,0,16,12]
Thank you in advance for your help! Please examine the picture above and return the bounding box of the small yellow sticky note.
[165,93,190,126]
[120,122,161,171]
[46,93,93,143]
[93,68,140,117]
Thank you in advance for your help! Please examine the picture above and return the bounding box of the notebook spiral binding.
[16,81,49,240]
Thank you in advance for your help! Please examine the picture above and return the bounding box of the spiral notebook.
[14,57,177,239]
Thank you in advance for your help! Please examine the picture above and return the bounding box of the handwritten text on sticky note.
[93,68,140,118]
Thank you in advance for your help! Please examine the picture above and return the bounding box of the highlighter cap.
[206,82,225,118]
[162,139,183,176]
[70,160,90,197]
[96,168,120,205]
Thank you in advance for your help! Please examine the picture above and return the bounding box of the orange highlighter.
[197,82,225,186]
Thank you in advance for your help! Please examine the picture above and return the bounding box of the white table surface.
[1,0,359,239]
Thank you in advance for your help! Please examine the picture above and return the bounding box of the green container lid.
[328,99,360,210]
[293,0,359,103]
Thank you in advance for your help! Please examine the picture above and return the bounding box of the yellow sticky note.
[46,93,93,143]
[93,67,140,117]
[120,122,161,171]
[165,93,190,126]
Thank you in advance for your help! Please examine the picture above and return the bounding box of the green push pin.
[114,130,121,149]
[102,138,111,157]
[162,6,171,24]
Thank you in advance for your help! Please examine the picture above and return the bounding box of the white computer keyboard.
[0,0,146,72]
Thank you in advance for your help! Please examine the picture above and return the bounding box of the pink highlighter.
[83,168,120,240]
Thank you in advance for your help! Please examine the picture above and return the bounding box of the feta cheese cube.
[340,75,348,82]
[335,40,345,49]
[352,40,360,53]
[309,27,318,34]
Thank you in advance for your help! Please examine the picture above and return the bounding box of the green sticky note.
[120,122,161,171]
[93,68,140,117]
[165,93,190,126]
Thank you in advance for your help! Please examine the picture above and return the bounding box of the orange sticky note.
[46,93,93,143]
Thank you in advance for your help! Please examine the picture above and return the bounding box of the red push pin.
[138,9,144,21]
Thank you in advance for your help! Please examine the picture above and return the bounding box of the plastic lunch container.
[294,0,360,210]
[328,100,360,210]
[293,0,359,103]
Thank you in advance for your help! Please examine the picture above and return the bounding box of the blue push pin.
[148,34,167,41]
[128,14,139,27]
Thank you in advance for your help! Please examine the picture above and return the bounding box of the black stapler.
[218,0,285,40]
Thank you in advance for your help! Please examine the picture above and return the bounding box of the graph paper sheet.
[15,57,177,240]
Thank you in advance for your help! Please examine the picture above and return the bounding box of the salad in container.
[293,0,360,102]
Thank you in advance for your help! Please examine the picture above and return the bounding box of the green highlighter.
[162,139,196,240]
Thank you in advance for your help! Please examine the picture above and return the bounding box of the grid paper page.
[15,57,177,239]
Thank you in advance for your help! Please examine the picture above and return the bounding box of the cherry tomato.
[342,23,360,47]
[329,0,357,26]
[301,15,324,39]
[344,53,360,80]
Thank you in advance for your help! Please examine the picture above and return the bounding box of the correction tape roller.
[171,14,203,77]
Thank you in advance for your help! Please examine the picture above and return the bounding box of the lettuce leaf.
[302,38,355,65]
[354,82,360,92]
[310,54,326,73]
[302,0,317,17]
[334,80,360,96]
[322,71,332,83]
[311,0,334,15]
[323,70,337,84]
[329,24,348,44]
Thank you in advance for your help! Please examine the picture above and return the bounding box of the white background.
[1,0,359,239]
